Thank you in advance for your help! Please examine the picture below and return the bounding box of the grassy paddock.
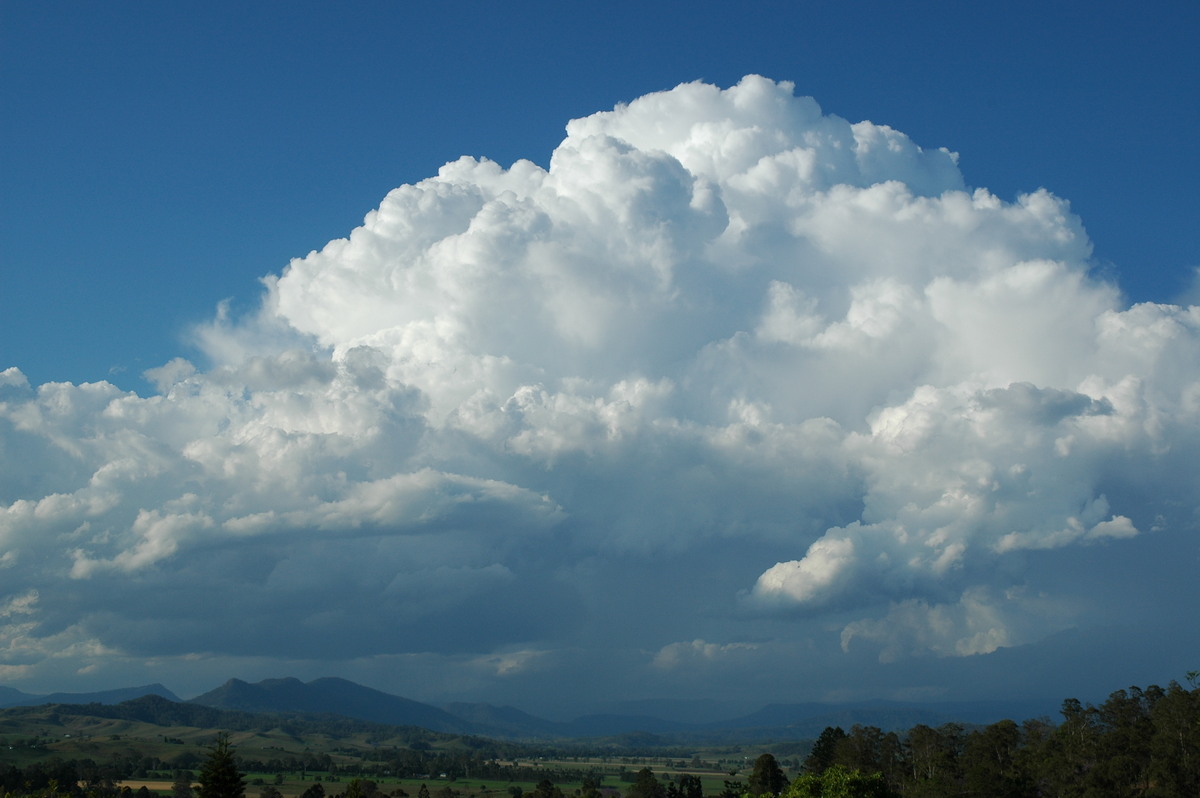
[189,764,764,798]
[119,766,764,798]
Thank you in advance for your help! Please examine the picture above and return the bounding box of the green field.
[0,704,791,798]
[117,769,761,798]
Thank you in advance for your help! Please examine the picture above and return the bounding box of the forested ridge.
[2,677,1197,797]
[26,696,460,746]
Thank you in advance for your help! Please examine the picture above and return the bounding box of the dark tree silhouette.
[749,753,787,796]
[805,727,848,775]
[627,768,665,798]
[675,774,703,798]
[197,733,246,798]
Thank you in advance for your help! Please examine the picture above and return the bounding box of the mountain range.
[0,683,181,708]
[0,676,1060,742]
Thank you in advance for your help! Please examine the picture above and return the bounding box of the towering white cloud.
[2,76,1197,699]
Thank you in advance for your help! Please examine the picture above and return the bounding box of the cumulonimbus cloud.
[2,76,1198,686]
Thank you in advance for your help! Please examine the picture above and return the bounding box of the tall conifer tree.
[198,733,246,798]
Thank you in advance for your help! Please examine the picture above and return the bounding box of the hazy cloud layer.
[2,77,1197,708]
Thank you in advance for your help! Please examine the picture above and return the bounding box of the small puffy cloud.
[840,587,1077,662]
[474,648,553,678]
[753,537,858,607]
[652,639,759,671]
[0,590,38,619]
[3,76,1199,703]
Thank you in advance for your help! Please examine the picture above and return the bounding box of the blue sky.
[1,2,1199,717]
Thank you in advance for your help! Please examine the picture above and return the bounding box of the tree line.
[777,678,1200,796]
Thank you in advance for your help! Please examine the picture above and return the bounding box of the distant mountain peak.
[189,676,472,734]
